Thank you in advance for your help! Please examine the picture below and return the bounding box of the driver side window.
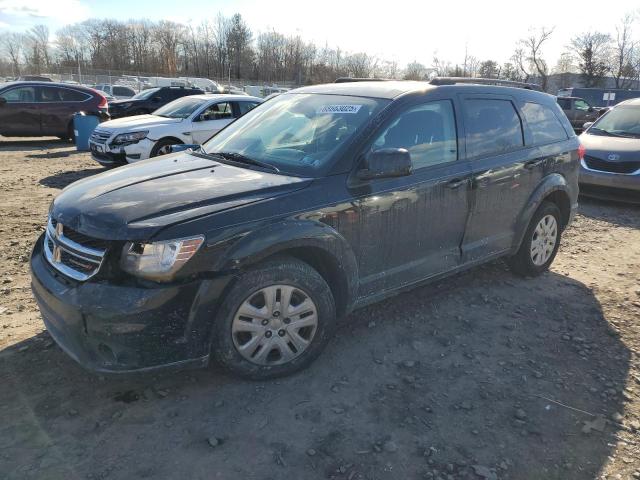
[199,102,233,121]
[575,99,590,111]
[371,100,458,170]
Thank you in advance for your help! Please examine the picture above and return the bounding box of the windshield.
[153,97,205,118]
[202,93,389,176]
[589,106,640,138]
[131,88,159,100]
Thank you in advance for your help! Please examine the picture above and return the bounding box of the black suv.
[108,86,204,118]
[30,79,580,379]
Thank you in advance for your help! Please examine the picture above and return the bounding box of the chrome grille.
[89,129,112,145]
[43,217,107,281]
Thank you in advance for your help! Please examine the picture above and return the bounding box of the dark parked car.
[0,81,108,140]
[30,79,580,379]
[108,86,204,118]
[556,96,599,131]
[578,98,640,203]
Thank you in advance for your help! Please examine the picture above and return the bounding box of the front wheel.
[508,201,562,277]
[150,138,180,157]
[212,257,336,379]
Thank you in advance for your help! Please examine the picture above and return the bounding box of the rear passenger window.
[40,87,64,102]
[463,98,523,159]
[372,100,458,170]
[60,89,90,102]
[521,102,568,145]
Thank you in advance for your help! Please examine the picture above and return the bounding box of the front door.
[190,101,235,144]
[353,99,472,298]
[0,85,40,136]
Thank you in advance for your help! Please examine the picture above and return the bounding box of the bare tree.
[553,52,575,88]
[570,31,611,87]
[612,13,636,88]
[1,32,25,76]
[518,27,554,91]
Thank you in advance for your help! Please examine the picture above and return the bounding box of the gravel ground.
[0,138,639,480]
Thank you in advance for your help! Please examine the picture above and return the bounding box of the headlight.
[120,236,204,281]
[112,130,148,145]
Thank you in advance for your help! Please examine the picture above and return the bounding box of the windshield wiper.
[589,127,635,138]
[209,151,280,173]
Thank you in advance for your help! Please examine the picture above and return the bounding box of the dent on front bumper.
[30,234,232,373]
[90,138,153,166]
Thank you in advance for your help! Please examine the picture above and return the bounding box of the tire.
[508,201,562,277]
[212,256,336,379]
[150,138,180,157]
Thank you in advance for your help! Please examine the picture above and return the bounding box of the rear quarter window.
[521,102,568,145]
[60,88,90,102]
[463,98,524,159]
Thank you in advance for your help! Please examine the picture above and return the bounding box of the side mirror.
[582,122,594,131]
[357,148,412,180]
[587,106,594,113]
[167,144,201,154]
[0,97,6,106]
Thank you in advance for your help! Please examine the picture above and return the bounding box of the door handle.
[445,178,467,189]
[524,160,542,170]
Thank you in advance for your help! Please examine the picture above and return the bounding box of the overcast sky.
[1,0,639,68]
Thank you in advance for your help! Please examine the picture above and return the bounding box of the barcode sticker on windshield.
[317,105,362,114]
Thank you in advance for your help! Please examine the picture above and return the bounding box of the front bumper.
[579,160,640,203]
[89,138,153,167]
[30,235,232,373]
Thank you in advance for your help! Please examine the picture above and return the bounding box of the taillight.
[97,94,108,109]
[577,144,585,161]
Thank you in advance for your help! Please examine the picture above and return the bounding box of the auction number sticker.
[317,104,362,114]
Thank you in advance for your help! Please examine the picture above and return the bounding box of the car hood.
[580,132,640,161]
[50,153,311,240]
[109,98,143,107]
[98,114,182,131]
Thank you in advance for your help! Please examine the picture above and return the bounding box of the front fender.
[214,219,359,312]
[511,173,574,252]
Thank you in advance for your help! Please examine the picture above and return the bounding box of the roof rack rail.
[429,77,542,91]
[334,77,388,83]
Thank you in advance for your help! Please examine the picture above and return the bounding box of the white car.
[88,94,262,167]
[93,84,137,99]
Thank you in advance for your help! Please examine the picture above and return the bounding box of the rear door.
[353,98,473,297]
[0,85,40,136]
[190,101,235,144]
[459,94,532,261]
[39,86,91,136]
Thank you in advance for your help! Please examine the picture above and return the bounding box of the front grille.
[584,155,640,174]
[62,226,109,250]
[89,129,112,145]
[43,217,108,281]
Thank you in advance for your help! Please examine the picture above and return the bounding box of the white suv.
[88,94,261,167]
[93,84,136,99]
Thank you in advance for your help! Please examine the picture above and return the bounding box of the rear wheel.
[508,201,562,277]
[212,257,336,379]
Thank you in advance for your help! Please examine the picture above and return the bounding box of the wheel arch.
[512,173,573,253]
[216,220,359,318]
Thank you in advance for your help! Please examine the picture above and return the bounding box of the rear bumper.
[30,235,232,373]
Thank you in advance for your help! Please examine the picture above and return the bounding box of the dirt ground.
[0,138,639,480]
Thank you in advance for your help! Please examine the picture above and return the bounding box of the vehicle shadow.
[26,150,86,159]
[39,168,105,189]
[0,138,72,152]
[0,263,630,480]
[578,196,640,229]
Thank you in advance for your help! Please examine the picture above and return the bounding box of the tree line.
[0,14,399,85]
[1,12,639,90]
